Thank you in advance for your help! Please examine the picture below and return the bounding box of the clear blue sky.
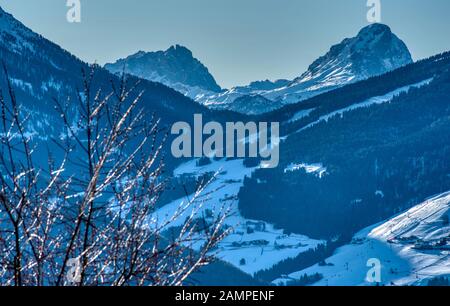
[1,0,449,88]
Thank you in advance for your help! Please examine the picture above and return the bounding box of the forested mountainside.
[105,24,412,115]
[239,51,450,239]
[278,191,450,286]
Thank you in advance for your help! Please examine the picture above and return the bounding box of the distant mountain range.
[105,23,412,114]
[237,50,450,283]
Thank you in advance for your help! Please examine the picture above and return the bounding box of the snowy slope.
[274,192,450,286]
[152,158,323,276]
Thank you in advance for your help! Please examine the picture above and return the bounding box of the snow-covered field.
[152,158,323,276]
[274,192,450,286]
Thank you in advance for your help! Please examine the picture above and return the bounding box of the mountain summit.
[193,24,412,114]
[104,24,412,115]
[294,23,412,87]
[354,23,413,74]
[105,45,222,96]
[202,23,413,114]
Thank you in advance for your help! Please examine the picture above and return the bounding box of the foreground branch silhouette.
[0,65,229,286]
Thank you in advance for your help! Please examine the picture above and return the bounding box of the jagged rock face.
[350,23,413,77]
[105,45,222,94]
[231,94,282,115]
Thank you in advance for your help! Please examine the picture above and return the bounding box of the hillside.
[275,192,450,286]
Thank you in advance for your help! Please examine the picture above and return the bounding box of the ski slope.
[274,192,450,286]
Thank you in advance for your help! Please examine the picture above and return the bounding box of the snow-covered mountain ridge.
[105,24,412,115]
